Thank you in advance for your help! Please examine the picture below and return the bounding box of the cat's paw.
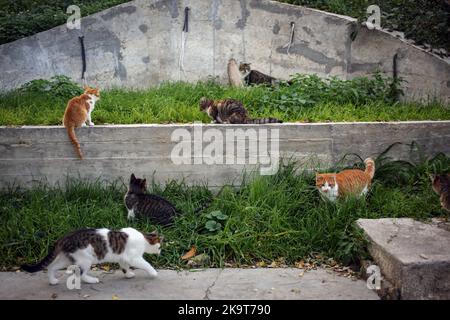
[81,123,87,127]
[49,278,59,285]
[148,270,158,278]
[88,122,95,127]
[125,271,135,279]
[82,276,100,284]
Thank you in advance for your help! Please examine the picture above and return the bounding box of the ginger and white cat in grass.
[316,158,375,202]
[63,85,100,159]
[21,227,163,285]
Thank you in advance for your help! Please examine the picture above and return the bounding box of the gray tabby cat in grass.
[124,174,210,226]
[21,228,163,285]
[125,174,178,226]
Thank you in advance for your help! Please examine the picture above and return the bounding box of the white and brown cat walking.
[63,85,100,159]
[21,227,163,285]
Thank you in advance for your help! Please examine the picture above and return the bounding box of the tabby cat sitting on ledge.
[239,62,293,86]
[199,97,282,124]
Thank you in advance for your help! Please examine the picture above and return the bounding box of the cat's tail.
[21,247,59,273]
[245,118,283,124]
[364,158,375,179]
[66,125,83,159]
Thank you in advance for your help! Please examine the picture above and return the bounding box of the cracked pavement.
[0,268,379,300]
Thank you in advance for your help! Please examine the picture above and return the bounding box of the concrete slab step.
[0,268,379,300]
[357,218,450,300]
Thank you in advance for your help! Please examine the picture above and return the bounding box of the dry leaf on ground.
[181,245,197,260]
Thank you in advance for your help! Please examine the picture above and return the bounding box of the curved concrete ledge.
[0,121,449,189]
[0,0,448,101]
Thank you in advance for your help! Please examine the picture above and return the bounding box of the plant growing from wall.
[19,75,82,99]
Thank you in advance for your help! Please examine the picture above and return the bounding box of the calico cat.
[316,158,375,202]
[239,62,277,86]
[199,97,282,124]
[227,58,244,87]
[21,227,163,285]
[431,174,450,212]
[63,85,100,159]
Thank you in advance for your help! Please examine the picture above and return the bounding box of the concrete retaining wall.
[0,0,449,101]
[1,122,449,189]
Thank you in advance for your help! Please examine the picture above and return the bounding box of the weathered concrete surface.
[0,268,379,300]
[350,27,450,101]
[0,122,449,189]
[357,218,450,300]
[0,0,448,102]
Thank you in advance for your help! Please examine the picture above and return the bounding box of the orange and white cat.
[316,158,375,202]
[63,86,100,159]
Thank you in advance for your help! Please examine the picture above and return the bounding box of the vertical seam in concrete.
[329,123,334,164]
[213,21,216,77]
[345,25,353,80]
[269,39,273,76]
[203,268,223,300]
[242,29,246,61]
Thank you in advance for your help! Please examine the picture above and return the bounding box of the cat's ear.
[145,231,163,244]
[83,85,89,91]
[130,173,136,182]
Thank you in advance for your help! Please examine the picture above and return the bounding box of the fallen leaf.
[51,293,58,299]
[181,245,197,260]
[83,294,90,299]
[112,294,119,300]
[102,265,110,272]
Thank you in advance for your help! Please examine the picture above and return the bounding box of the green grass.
[0,79,449,126]
[1,150,449,271]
